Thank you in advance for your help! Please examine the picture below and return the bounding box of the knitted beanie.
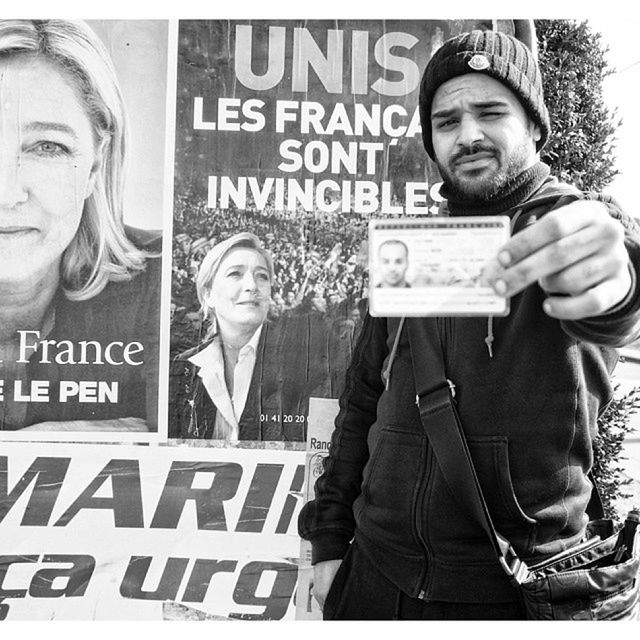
[419,30,550,160]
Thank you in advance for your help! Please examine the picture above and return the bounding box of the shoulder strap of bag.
[403,317,603,584]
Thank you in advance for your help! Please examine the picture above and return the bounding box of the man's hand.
[484,200,632,320]
[311,559,343,610]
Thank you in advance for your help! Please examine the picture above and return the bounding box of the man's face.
[378,242,408,287]
[430,73,541,200]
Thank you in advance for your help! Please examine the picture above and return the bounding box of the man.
[377,239,410,288]
[298,30,640,620]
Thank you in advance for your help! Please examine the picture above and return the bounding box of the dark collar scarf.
[440,162,551,217]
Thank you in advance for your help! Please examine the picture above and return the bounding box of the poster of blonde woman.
[0,20,169,441]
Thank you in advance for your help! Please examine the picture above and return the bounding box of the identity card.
[369,216,511,317]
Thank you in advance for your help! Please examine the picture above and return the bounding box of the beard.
[436,136,534,201]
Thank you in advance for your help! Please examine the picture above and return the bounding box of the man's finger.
[542,274,631,320]
[492,225,603,296]
[496,201,604,268]
[539,251,627,296]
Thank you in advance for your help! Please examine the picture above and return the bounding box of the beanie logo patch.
[468,54,490,71]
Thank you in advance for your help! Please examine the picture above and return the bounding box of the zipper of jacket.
[382,316,435,598]
[415,445,436,600]
[415,316,454,600]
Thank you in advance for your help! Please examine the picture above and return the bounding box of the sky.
[587,17,640,214]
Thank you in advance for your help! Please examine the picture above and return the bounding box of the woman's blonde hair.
[0,19,147,300]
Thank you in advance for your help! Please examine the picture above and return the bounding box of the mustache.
[451,143,498,164]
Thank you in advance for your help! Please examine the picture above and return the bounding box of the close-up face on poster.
[1,13,640,625]
[0,19,169,444]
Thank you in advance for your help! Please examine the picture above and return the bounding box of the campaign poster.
[0,441,304,620]
[168,18,504,442]
[0,20,172,443]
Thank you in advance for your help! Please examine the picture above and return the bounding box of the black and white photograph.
[0,4,639,625]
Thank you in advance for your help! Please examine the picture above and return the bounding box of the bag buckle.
[415,379,456,407]
[499,547,529,584]
[447,378,456,398]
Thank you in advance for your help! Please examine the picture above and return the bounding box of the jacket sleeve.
[561,193,640,347]
[297,311,388,564]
